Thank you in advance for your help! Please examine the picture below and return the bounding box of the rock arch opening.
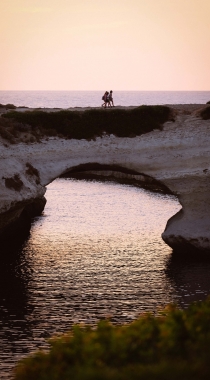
[59,163,173,195]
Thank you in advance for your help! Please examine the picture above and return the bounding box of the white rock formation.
[1,104,210,252]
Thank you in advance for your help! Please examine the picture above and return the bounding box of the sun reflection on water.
[2,178,210,378]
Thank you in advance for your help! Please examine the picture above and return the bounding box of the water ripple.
[1,179,210,378]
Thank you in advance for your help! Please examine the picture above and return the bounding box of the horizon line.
[0,90,210,92]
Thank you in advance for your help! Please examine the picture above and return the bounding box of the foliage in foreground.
[0,115,40,144]
[200,105,210,120]
[15,297,210,380]
[3,106,171,140]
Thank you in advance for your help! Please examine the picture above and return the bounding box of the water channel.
[1,178,210,378]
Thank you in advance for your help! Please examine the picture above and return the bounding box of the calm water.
[1,179,210,378]
[0,90,210,108]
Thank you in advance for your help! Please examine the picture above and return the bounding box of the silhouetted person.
[109,90,114,107]
[102,91,110,108]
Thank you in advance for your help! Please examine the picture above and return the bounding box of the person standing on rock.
[109,90,114,107]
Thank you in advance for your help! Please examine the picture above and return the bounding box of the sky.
[0,0,210,91]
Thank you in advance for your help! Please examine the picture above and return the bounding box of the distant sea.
[0,91,210,109]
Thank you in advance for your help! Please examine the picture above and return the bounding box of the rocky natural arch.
[1,104,210,252]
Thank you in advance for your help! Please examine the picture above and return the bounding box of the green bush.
[0,103,16,109]
[0,115,42,143]
[3,106,172,140]
[14,298,210,380]
[0,125,15,143]
[200,106,210,120]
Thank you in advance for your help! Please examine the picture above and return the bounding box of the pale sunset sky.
[0,0,209,91]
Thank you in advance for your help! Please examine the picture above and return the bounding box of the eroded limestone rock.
[0,104,210,252]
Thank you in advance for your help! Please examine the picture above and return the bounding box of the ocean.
[0,90,210,109]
